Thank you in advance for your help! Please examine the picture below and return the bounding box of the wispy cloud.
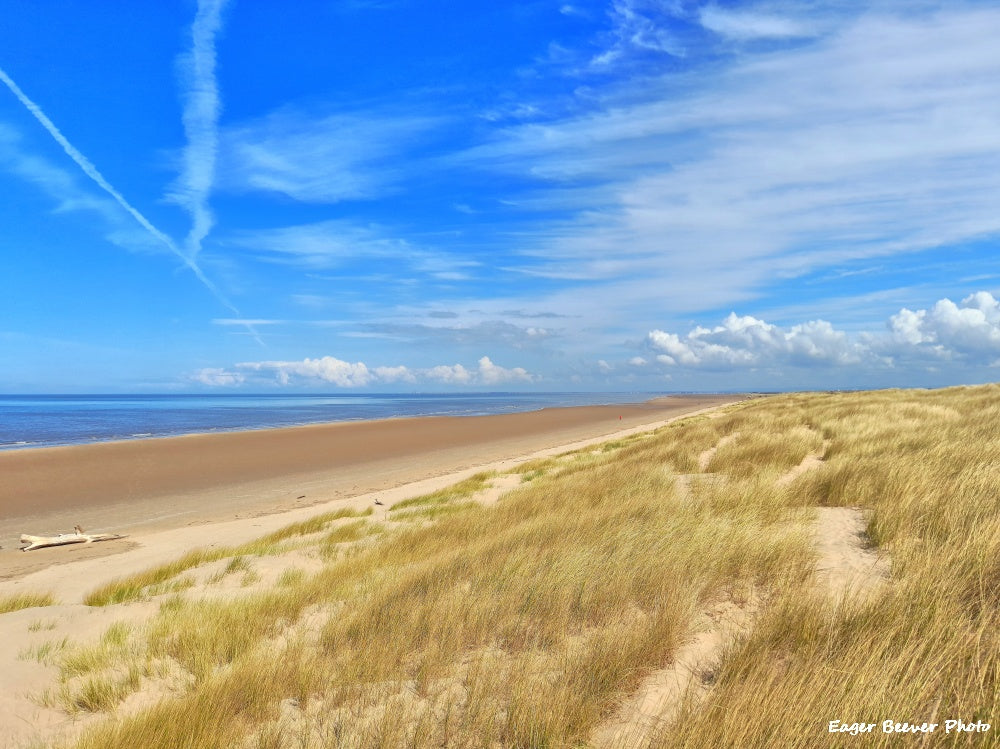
[356,320,557,349]
[591,0,686,67]
[0,64,255,332]
[226,219,478,280]
[212,318,287,326]
[0,68,198,277]
[218,108,441,203]
[168,0,230,260]
[0,124,161,253]
[698,3,819,40]
[458,3,1000,326]
[193,367,245,386]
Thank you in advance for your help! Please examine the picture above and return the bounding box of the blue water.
[0,393,661,450]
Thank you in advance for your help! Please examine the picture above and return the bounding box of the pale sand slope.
[0,398,742,748]
[0,395,740,581]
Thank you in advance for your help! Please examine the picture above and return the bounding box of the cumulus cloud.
[213,355,535,387]
[648,313,861,369]
[476,356,533,384]
[645,292,1000,373]
[237,356,372,387]
[425,363,474,385]
[885,292,1000,361]
[374,365,416,383]
[424,357,533,385]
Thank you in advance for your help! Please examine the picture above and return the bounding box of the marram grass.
[52,385,1000,748]
[0,591,56,614]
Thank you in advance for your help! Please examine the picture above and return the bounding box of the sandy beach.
[0,394,745,748]
[0,394,740,581]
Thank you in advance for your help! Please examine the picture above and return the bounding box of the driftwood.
[20,525,125,552]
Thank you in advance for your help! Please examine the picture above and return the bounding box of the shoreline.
[0,394,743,583]
[0,392,695,453]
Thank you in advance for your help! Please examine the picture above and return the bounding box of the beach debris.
[374,498,384,506]
[19,525,126,552]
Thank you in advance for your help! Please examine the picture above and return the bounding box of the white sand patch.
[812,507,890,601]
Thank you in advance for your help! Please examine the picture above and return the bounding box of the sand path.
[591,433,892,747]
[590,595,757,748]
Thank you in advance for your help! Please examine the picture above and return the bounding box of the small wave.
[0,440,35,450]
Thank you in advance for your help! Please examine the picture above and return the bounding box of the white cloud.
[374,365,416,383]
[460,4,1000,323]
[476,355,533,384]
[167,0,229,260]
[223,355,535,387]
[424,363,474,384]
[356,320,556,349]
[885,292,1000,360]
[225,219,476,280]
[646,292,1000,372]
[193,367,245,386]
[0,63,257,338]
[649,312,863,369]
[592,0,686,67]
[238,356,372,387]
[699,4,817,40]
[218,108,439,203]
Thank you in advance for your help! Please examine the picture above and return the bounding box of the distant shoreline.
[0,391,701,452]
[0,395,744,566]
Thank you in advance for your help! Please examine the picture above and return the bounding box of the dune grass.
[84,507,372,606]
[53,385,1000,747]
[388,471,496,513]
[0,590,56,614]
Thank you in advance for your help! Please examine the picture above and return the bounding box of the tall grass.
[84,507,371,606]
[659,386,1000,748]
[60,386,1000,748]
[0,590,55,613]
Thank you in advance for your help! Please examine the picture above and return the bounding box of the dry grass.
[84,507,372,606]
[0,590,55,614]
[49,386,1000,748]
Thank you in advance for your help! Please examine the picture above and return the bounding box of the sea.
[0,392,663,451]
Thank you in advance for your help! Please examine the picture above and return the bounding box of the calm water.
[0,393,660,450]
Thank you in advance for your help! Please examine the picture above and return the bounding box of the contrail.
[0,66,217,298]
[172,0,229,260]
[0,64,263,344]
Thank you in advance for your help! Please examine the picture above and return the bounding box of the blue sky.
[2,0,1000,392]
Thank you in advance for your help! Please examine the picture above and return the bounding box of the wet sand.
[0,394,743,579]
